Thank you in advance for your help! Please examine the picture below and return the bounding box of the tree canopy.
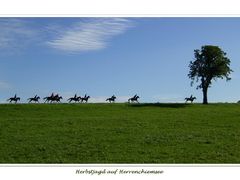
[188,45,233,104]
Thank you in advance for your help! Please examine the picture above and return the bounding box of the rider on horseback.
[50,93,54,98]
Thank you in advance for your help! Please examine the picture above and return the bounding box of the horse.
[28,95,40,103]
[67,95,81,103]
[43,96,53,103]
[106,95,116,103]
[81,95,90,103]
[7,95,20,103]
[54,96,63,103]
[128,94,140,103]
[185,96,196,103]
[43,94,61,103]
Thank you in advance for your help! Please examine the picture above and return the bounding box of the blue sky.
[0,17,240,103]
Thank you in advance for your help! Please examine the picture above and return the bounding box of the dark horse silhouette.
[128,94,140,103]
[54,95,63,103]
[106,95,116,103]
[67,94,81,103]
[43,93,62,103]
[28,95,40,103]
[7,94,20,103]
[43,96,52,103]
[185,95,196,103]
[81,94,90,103]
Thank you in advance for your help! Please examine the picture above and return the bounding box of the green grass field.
[0,103,240,163]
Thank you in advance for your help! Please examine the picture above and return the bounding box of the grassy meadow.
[0,103,240,163]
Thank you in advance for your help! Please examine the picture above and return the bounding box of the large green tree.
[188,45,232,104]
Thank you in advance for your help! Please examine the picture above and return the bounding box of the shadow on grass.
[128,103,190,108]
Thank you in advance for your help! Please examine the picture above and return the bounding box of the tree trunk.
[202,88,208,104]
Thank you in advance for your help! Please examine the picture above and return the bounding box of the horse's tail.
[106,98,109,101]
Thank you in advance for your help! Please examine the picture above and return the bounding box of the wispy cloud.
[0,19,38,54]
[0,81,11,89]
[46,18,133,53]
[152,94,185,103]
[0,18,134,55]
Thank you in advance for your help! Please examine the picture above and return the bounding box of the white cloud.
[0,81,11,89]
[0,18,134,55]
[0,19,38,53]
[152,94,185,103]
[46,18,133,53]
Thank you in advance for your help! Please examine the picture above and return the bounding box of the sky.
[0,17,240,103]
